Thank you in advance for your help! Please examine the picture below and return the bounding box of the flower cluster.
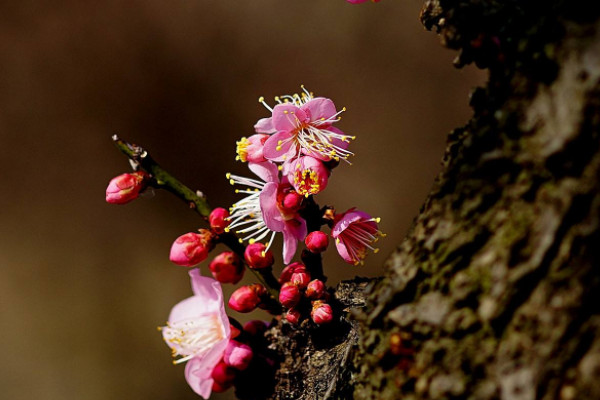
[105,87,385,398]
[228,87,383,266]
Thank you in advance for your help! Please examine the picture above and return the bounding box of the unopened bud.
[279,282,301,308]
[279,262,307,284]
[305,231,329,253]
[223,340,254,371]
[209,251,244,284]
[282,191,303,212]
[285,308,301,325]
[290,271,311,289]
[169,230,215,267]
[311,301,333,325]
[105,171,149,205]
[209,207,230,234]
[211,361,236,392]
[305,279,326,299]
[244,243,274,269]
[229,284,266,313]
[243,320,269,337]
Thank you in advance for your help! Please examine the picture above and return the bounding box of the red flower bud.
[211,360,236,391]
[244,243,274,269]
[279,282,301,308]
[311,301,333,325]
[209,251,244,284]
[305,231,329,253]
[223,340,254,371]
[290,271,311,289]
[305,279,326,299]
[279,262,307,284]
[285,308,301,325]
[169,230,215,267]
[282,191,303,212]
[228,284,266,313]
[209,207,230,234]
[105,171,149,205]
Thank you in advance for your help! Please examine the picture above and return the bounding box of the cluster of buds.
[105,86,386,399]
[278,262,333,325]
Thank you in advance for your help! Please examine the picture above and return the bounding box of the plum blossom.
[332,209,385,265]
[227,161,307,264]
[288,155,330,197]
[160,270,230,399]
[256,87,354,164]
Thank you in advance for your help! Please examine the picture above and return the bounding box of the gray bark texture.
[252,1,600,399]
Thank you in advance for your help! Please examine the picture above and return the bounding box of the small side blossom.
[169,230,216,267]
[236,134,269,163]
[331,209,384,265]
[305,279,326,300]
[160,270,230,399]
[105,171,149,204]
[289,156,330,197]
[285,308,301,325]
[259,87,354,164]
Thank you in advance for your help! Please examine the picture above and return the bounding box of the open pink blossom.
[332,209,384,265]
[160,270,231,399]
[227,161,307,264]
[258,87,354,163]
[288,155,330,197]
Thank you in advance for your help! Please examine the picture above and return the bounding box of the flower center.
[161,314,226,364]
[235,137,250,162]
[293,168,321,197]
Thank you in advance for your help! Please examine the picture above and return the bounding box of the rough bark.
[355,1,600,399]
[256,1,600,399]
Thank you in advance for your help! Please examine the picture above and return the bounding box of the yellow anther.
[284,110,289,114]
[276,146,282,151]
[226,173,231,179]
[230,179,235,185]
[235,189,239,193]
[374,248,380,254]
[249,239,256,244]
[261,251,266,257]
[278,165,283,171]
[258,96,265,103]
[342,107,347,112]
[375,217,381,223]
[238,238,244,243]
[224,227,230,233]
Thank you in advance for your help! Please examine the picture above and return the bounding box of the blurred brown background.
[0,1,484,399]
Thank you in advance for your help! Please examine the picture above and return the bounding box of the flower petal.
[184,337,230,399]
[259,182,286,232]
[248,161,279,183]
[282,218,307,264]
[302,97,337,122]
[263,131,296,162]
[254,117,275,134]
[272,103,307,132]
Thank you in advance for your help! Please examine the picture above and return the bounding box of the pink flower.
[236,134,269,163]
[160,270,230,399]
[258,87,354,163]
[288,156,330,197]
[169,230,216,267]
[105,171,149,204]
[227,161,307,264]
[331,209,384,265]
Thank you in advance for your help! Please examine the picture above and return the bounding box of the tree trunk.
[259,1,600,399]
